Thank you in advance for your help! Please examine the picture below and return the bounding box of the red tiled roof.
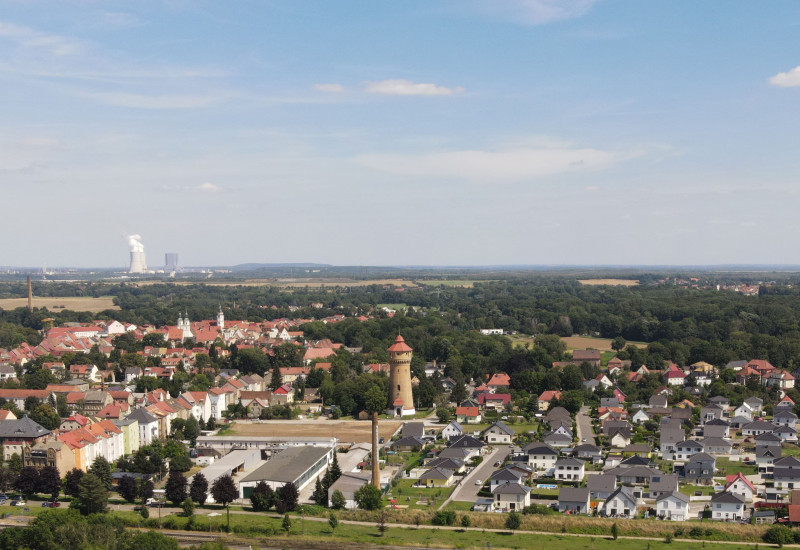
[387,335,413,353]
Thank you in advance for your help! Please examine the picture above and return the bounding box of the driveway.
[447,445,513,505]
[576,406,596,446]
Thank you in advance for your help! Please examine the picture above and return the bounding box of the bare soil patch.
[561,335,647,351]
[0,297,119,312]
[230,419,403,444]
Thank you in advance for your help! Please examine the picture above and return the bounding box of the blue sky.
[2,1,800,268]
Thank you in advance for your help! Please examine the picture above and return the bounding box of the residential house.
[631,409,650,424]
[743,396,764,414]
[775,425,798,443]
[587,474,616,500]
[733,403,753,420]
[113,417,140,455]
[487,373,511,392]
[441,421,463,441]
[22,438,76,477]
[776,395,796,411]
[519,443,559,471]
[701,437,732,455]
[683,452,716,484]
[490,467,524,492]
[700,404,724,424]
[710,492,746,521]
[660,428,686,456]
[180,391,212,423]
[207,387,227,420]
[554,457,585,482]
[572,443,602,462]
[774,456,800,490]
[492,481,531,511]
[724,472,756,502]
[756,446,780,474]
[478,393,511,411]
[543,431,573,448]
[703,419,730,439]
[708,396,730,412]
[648,394,668,409]
[392,436,426,452]
[537,390,562,412]
[0,416,51,460]
[482,421,515,445]
[774,410,798,429]
[656,491,690,521]
[558,487,591,514]
[603,486,641,518]
[608,427,632,449]
[127,407,159,446]
[419,467,454,488]
[649,474,679,498]
[742,421,776,437]
[455,406,482,424]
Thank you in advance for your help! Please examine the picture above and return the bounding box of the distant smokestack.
[372,411,380,488]
[127,234,148,273]
[27,276,32,312]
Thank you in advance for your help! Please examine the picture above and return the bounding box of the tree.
[329,453,342,482]
[165,471,187,505]
[505,511,521,531]
[183,416,200,446]
[206,417,216,431]
[276,482,298,513]
[189,472,208,506]
[313,477,326,506]
[56,394,69,417]
[169,453,192,473]
[64,468,84,497]
[461,515,471,528]
[250,481,274,512]
[377,509,388,536]
[364,384,386,414]
[38,465,61,499]
[14,467,39,498]
[211,474,238,507]
[139,480,155,502]
[282,513,292,534]
[436,407,451,423]
[29,404,61,430]
[354,483,382,510]
[269,363,283,391]
[181,497,195,517]
[75,473,108,515]
[611,522,619,540]
[328,511,338,532]
[89,456,113,491]
[330,489,346,510]
[117,475,138,503]
[7,453,21,475]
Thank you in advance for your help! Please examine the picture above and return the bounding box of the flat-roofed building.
[189,448,261,503]
[238,445,333,498]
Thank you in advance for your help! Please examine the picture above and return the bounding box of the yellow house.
[419,467,454,488]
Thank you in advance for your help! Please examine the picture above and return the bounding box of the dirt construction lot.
[0,297,119,312]
[230,419,403,444]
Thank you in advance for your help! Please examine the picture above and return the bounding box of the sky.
[2,0,800,268]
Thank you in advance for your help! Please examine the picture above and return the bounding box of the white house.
[441,421,463,441]
[482,421,514,445]
[492,482,531,511]
[733,403,753,420]
[656,491,690,521]
[554,457,585,482]
[724,473,756,502]
[180,391,212,423]
[603,486,641,518]
[127,408,159,446]
[710,492,746,521]
[520,443,559,471]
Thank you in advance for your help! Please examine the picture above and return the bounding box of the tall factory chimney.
[372,411,380,488]
[27,276,32,312]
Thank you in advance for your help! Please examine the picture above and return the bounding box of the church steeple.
[217,305,225,330]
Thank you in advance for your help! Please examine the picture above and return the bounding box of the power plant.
[165,252,179,273]
[127,235,148,274]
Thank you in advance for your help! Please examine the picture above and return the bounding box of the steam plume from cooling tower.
[127,234,148,273]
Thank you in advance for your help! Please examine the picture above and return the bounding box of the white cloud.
[355,144,641,182]
[313,83,345,93]
[362,79,464,96]
[199,182,220,192]
[472,0,597,25]
[0,21,82,55]
[769,66,800,87]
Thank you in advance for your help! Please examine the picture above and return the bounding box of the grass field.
[561,336,648,352]
[415,280,492,288]
[463,422,539,435]
[578,279,639,286]
[715,458,757,476]
[228,419,403,444]
[0,296,119,312]
[388,479,455,510]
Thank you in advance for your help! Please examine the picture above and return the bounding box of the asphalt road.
[575,405,596,446]
[446,445,512,504]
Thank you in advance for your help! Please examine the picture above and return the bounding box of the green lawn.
[442,501,475,512]
[782,443,800,456]
[715,457,757,476]
[465,422,539,435]
[388,479,455,510]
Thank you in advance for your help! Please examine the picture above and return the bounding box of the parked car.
[41,502,51,507]
[50,501,61,508]
[11,500,25,507]
[494,461,501,467]
[474,479,482,485]
[0,494,7,502]
[133,505,144,511]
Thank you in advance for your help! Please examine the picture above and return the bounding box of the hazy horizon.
[3,1,800,267]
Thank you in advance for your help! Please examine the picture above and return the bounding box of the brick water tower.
[387,335,415,417]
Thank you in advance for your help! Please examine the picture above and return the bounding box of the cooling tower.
[128,235,148,274]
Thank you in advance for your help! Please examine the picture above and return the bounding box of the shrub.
[461,515,471,528]
[764,525,793,547]
[505,511,521,531]
[432,510,457,526]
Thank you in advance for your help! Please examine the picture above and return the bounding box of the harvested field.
[562,335,647,351]
[0,296,118,312]
[578,278,639,286]
[229,419,403,444]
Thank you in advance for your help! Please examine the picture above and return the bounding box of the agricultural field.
[135,278,416,288]
[577,279,639,286]
[561,335,648,351]
[415,279,492,288]
[0,296,118,312]
[228,419,402,444]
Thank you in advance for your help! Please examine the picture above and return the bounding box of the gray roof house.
[703,419,730,439]
[603,486,641,518]
[587,473,616,500]
[649,474,679,498]
[683,452,716,484]
[558,487,591,514]
[701,437,732,455]
[701,404,724,424]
